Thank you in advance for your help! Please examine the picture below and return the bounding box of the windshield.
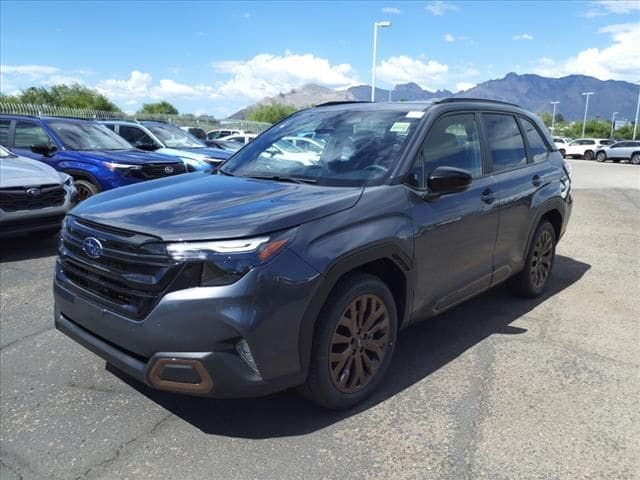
[48,121,132,150]
[147,124,204,148]
[220,108,420,186]
[0,145,17,158]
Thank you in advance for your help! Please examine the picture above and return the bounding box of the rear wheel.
[74,178,99,202]
[508,221,556,298]
[301,273,397,409]
[584,150,594,160]
[631,153,640,165]
[596,151,606,162]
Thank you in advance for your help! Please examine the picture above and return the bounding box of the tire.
[300,272,398,409]
[559,149,566,158]
[583,150,594,160]
[596,151,606,162]
[507,221,556,298]
[631,153,640,165]
[74,178,100,202]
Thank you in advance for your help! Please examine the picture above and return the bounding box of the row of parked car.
[0,114,257,236]
[553,136,640,164]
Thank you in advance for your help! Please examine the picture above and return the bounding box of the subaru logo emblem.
[26,187,41,197]
[164,166,174,174]
[82,237,103,259]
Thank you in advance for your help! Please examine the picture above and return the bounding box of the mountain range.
[230,73,638,122]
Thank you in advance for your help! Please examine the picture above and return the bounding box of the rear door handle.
[481,188,496,204]
[532,175,542,187]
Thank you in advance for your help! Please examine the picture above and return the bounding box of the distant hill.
[229,73,638,122]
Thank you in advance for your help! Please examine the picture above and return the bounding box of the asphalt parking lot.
[1,160,639,480]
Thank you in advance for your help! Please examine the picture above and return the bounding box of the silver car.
[595,141,640,164]
[0,145,76,236]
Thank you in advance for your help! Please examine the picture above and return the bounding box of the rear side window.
[483,114,527,172]
[0,119,9,146]
[520,118,549,163]
[14,121,53,149]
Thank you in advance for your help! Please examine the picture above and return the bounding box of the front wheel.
[74,178,100,202]
[631,153,640,165]
[584,150,594,160]
[508,221,556,298]
[300,273,398,409]
[596,151,606,162]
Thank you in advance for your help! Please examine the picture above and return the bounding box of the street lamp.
[550,101,560,133]
[633,81,640,140]
[610,111,618,138]
[581,92,595,138]
[371,20,391,102]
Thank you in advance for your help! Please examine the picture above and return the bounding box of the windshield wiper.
[245,175,317,184]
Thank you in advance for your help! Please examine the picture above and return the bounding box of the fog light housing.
[236,339,260,376]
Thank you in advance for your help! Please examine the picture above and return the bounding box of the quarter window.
[521,118,549,163]
[14,122,53,149]
[484,114,527,172]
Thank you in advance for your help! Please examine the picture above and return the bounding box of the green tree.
[612,123,636,140]
[137,101,179,115]
[3,84,119,111]
[538,111,553,127]
[246,103,297,123]
[554,113,565,123]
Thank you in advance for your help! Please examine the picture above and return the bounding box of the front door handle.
[532,175,542,187]
[481,188,496,204]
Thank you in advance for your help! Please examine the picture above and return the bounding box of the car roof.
[0,114,98,123]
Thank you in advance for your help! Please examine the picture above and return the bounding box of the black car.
[54,99,572,409]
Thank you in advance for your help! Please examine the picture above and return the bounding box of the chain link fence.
[0,103,271,133]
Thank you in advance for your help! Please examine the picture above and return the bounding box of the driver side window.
[408,113,483,188]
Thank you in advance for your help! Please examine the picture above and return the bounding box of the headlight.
[59,172,73,186]
[166,232,292,286]
[103,161,142,172]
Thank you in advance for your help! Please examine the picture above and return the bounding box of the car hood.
[71,174,363,241]
[0,155,62,188]
[60,149,179,165]
[177,147,232,160]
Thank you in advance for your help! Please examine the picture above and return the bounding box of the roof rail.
[315,101,372,107]
[434,97,521,108]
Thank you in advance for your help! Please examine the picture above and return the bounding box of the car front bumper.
[53,248,322,398]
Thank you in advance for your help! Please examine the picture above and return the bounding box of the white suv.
[563,138,614,160]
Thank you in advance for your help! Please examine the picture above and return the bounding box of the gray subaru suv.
[54,99,572,409]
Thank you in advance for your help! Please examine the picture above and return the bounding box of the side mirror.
[426,166,473,197]
[31,144,56,156]
[136,142,157,151]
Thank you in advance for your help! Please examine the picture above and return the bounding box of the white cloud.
[425,1,458,16]
[1,64,59,76]
[456,82,476,92]
[382,7,402,14]
[532,22,640,81]
[513,33,534,40]
[376,55,449,90]
[243,12,251,19]
[444,33,472,44]
[444,33,456,42]
[583,0,640,17]
[95,70,152,99]
[213,52,358,100]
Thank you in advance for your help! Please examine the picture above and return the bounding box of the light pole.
[550,101,559,133]
[581,92,595,138]
[371,20,391,102]
[610,111,618,138]
[633,81,640,140]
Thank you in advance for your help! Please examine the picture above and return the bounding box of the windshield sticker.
[406,111,424,119]
[390,122,411,133]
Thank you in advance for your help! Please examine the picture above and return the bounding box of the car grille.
[137,162,187,180]
[0,184,66,212]
[57,216,200,320]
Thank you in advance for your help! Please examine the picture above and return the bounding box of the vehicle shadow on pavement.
[0,234,59,262]
[111,254,591,439]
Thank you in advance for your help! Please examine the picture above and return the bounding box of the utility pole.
[550,101,560,133]
[610,111,618,138]
[371,21,391,102]
[581,92,595,138]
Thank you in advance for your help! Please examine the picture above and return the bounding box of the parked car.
[218,133,257,145]
[179,126,207,142]
[0,145,76,236]
[205,139,243,152]
[54,99,572,409]
[206,128,245,140]
[0,115,189,201]
[552,137,571,157]
[102,120,231,170]
[283,136,325,153]
[563,138,615,160]
[595,140,640,164]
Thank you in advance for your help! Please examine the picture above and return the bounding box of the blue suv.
[0,115,189,201]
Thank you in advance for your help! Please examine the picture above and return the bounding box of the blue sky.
[1,1,638,116]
